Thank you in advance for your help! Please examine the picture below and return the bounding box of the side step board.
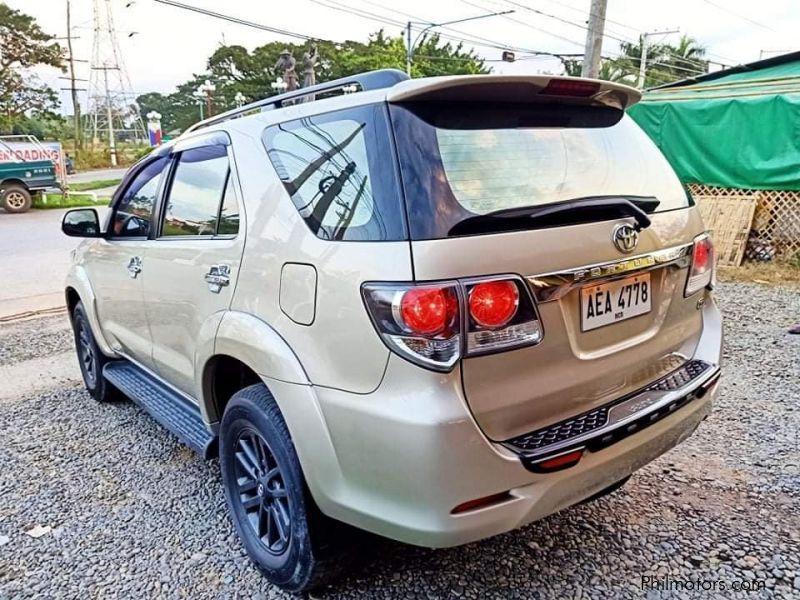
[103,362,216,458]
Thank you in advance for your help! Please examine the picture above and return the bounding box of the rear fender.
[212,311,310,386]
[209,312,343,505]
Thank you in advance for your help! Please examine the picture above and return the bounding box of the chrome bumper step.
[504,360,720,470]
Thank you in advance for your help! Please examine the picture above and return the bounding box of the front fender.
[65,266,116,357]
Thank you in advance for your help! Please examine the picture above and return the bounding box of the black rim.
[234,430,292,555]
[76,317,96,387]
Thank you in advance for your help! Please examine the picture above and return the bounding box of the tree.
[562,35,708,89]
[0,3,64,133]
[616,35,708,88]
[137,30,488,133]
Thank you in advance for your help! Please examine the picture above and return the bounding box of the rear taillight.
[685,233,715,296]
[463,277,542,356]
[362,276,542,371]
[362,283,461,371]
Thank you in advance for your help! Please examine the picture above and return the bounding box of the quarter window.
[263,104,407,241]
[111,157,168,238]
[161,145,230,237]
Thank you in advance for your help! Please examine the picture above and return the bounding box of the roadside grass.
[718,261,800,287]
[33,193,110,210]
[69,179,121,192]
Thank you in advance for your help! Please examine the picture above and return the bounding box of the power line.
[306,0,564,59]
[152,0,321,40]
[701,0,777,32]
[460,0,585,48]
[500,0,631,45]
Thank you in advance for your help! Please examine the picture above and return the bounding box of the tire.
[71,302,118,402]
[220,384,347,593]
[1,184,32,213]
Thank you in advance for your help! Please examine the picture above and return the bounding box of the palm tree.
[664,35,708,80]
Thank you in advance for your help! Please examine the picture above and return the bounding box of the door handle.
[204,264,231,293]
[127,256,142,279]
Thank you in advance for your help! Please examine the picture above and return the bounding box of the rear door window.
[263,104,406,241]
[390,103,690,240]
[161,145,231,237]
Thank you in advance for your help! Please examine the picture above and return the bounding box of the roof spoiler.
[387,75,641,110]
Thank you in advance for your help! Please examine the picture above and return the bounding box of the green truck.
[0,136,62,213]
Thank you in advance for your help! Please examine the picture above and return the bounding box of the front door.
[143,140,244,398]
[88,156,169,370]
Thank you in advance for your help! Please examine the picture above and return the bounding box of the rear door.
[143,134,244,398]
[389,79,706,441]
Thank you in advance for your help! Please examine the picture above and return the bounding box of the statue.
[274,49,298,91]
[302,46,318,88]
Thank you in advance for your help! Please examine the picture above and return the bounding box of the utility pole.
[580,0,607,78]
[65,0,83,157]
[637,29,680,88]
[406,22,412,76]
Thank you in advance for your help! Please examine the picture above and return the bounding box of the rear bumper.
[306,296,722,547]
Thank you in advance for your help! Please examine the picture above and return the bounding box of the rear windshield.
[389,103,689,240]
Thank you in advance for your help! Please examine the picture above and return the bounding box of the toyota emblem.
[612,224,639,253]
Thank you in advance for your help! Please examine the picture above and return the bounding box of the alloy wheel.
[76,318,96,387]
[234,430,292,555]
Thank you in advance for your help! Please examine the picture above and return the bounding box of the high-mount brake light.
[685,233,715,297]
[541,79,601,97]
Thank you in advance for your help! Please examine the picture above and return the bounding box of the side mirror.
[62,208,103,238]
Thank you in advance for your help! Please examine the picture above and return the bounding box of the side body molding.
[213,311,311,385]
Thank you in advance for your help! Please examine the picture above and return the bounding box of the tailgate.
[388,76,707,441]
[411,211,705,440]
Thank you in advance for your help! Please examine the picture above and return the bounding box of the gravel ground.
[1,282,799,600]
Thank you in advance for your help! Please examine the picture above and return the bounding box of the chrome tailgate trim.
[527,242,692,303]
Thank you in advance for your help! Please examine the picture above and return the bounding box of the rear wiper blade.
[449,196,657,237]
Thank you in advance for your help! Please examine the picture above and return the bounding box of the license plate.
[580,273,652,332]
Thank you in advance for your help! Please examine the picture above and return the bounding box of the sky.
[11,0,800,113]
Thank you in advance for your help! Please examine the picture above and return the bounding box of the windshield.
[389,103,689,240]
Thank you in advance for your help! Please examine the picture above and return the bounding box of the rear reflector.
[541,79,601,97]
[451,491,513,514]
[530,449,584,473]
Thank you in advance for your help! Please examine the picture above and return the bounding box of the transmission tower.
[87,0,146,164]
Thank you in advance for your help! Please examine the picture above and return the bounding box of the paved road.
[67,168,128,185]
[0,282,798,599]
[0,207,109,319]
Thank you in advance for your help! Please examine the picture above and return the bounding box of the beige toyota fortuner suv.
[61,70,722,592]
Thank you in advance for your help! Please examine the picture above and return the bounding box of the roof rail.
[184,68,409,135]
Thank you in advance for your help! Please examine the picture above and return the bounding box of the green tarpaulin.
[627,59,800,191]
